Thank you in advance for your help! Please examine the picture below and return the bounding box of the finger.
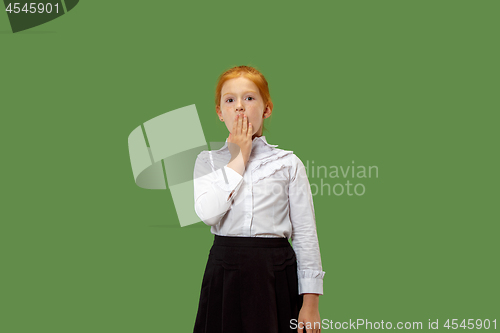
[231,116,237,136]
[247,122,252,137]
[242,115,247,134]
[234,114,239,135]
[237,114,243,135]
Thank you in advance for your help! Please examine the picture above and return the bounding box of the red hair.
[215,65,273,133]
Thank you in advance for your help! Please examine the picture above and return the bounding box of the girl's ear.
[263,105,272,118]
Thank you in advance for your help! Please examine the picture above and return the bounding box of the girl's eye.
[225,97,254,102]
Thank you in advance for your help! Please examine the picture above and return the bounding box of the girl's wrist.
[302,293,320,308]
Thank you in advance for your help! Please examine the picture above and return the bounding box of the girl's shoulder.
[250,147,305,184]
[266,148,309,180]
[266,146,303,165]
[195,146,238,173]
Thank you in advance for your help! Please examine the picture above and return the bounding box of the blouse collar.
[220,135,278,151]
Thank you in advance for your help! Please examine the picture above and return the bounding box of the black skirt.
[193,235,304,333]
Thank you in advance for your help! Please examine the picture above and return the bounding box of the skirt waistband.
[213,235,290,248]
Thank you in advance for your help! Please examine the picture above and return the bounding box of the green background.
[1,0,498,332]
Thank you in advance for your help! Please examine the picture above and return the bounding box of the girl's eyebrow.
[223,90,258,97]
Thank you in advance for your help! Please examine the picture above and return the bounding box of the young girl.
[193,65,325,333]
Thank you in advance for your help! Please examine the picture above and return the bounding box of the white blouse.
[193,135,325,295]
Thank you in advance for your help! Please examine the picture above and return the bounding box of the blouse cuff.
[213,165,244,193]
[297,270,325,295]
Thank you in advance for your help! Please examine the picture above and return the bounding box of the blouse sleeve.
[193,151,244,226]
[288,154,326,295]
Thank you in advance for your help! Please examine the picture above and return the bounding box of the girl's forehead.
[222,77,259,92]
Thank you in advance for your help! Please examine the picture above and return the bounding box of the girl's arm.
[193,151,244,226]
[289,154,325,295]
